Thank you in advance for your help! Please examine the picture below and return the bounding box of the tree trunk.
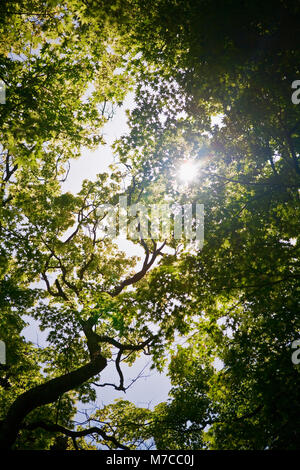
[0,354,107,449]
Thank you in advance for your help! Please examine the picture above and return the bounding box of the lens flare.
[178,160,197,183]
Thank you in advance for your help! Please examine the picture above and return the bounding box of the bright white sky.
[62,94,134,194]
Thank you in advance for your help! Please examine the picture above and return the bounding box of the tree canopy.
[0,0,299,450]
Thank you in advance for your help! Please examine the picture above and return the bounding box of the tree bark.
[0,354,107,449]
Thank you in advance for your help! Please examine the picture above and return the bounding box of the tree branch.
[110,241,166,297]
[22,420,130,450]
[0,354,107,449]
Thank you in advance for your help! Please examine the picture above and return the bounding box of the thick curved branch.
[0,354,107,449]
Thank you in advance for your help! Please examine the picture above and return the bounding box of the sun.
[178,160,197,183]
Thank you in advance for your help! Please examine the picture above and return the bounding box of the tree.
[0,0,139,449]
[92,0,300,449]
[0,0,299,450]
[0,1,194,449]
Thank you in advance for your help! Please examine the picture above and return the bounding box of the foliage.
[0,0,299,450]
